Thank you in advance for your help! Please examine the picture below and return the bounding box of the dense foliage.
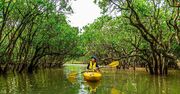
[0,0,80,73]
[80,0,180,75]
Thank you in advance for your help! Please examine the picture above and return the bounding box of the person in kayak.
[87,56,100,72]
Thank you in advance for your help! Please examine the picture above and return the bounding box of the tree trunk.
[18,63,27,73]
[164,65,168,75]
[148,63,154,75]
[28,63,34,73]
[159,55,162,75]
[159,62,163,75]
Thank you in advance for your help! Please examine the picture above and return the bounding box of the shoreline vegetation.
[0,59,179,74]
[0,0,180,76]
[65,60,180,73]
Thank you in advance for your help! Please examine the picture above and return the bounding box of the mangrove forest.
[0,0,180,94]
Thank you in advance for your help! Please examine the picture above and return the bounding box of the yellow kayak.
[83,71,102,82]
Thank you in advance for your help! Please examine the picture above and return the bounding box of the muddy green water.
[0,64,180,94]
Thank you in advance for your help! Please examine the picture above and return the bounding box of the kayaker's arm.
[96,63,99,68]
[87,63,90,69]
[96,64,101,72]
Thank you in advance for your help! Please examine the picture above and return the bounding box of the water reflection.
[67,71,78,84]
[0,65,180,94]
[67,76,77,84]
[111,87,121,94]
[85,81,100,93]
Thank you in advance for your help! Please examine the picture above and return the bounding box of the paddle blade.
[108,61,119,67]
[68,71,78,77]
[67,76,77,84]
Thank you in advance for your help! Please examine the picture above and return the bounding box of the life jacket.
[89,61,96,70]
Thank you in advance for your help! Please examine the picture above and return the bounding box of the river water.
[0,64,180,94]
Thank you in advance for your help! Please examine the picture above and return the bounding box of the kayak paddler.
[87,56,100,72]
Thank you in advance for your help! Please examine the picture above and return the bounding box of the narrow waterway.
[0,64,180,94]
